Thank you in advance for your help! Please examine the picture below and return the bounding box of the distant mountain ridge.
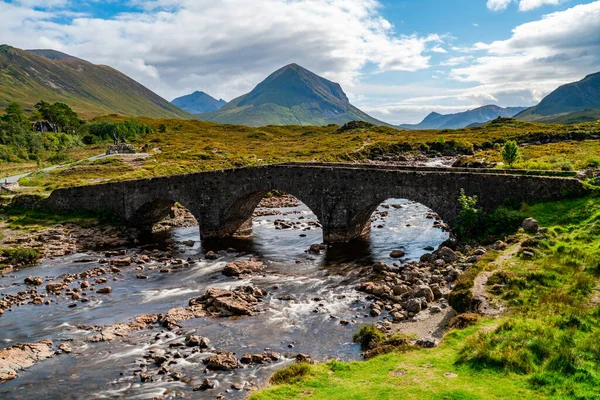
[0,44,192,119]
[196,63,391,127]
[400,105,527,130]
[516,72,600,121]
[171,91,226,114]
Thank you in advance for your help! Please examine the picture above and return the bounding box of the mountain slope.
[196,63,391,127]
[517,72,600,121]
[400,105,527,130]
[172,91,226,114]
[0,45,192,119]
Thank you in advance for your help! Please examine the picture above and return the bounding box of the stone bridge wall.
[44,164,585,242]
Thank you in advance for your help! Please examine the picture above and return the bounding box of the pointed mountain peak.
[171,90,226,114]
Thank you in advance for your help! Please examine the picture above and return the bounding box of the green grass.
[252,192,600,400]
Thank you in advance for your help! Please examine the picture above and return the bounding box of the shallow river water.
[0,199,448,399]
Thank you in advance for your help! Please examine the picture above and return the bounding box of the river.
[0,198,448,399]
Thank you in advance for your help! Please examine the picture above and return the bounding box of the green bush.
[1,247,40,265]
[485,206,527,237]
[455,189,481,238]
[353,324,386,349]
[270,362,312,385]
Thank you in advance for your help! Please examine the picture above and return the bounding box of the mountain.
[400,105,527,130]
[196,63,391,127]
[171,91,226,114]
[0,45,192,119]
[516,72,600,121]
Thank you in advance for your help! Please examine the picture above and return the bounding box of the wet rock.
[389,250,405,258]
[161,306,206,329]
[307,244,322,255]
[96,287,112,294]
[136,274,148,279]
[295,353,311,362]
[46,282,64,293]
[522,218,539,233]
[203,352,238,370]
[205,251,219,260]
[189,286,266,317]
[24,276,43,286]
[405,298,422,314]
[222,259,265,277]
[0,340,55,382]
[185,334,210,349]
[113,257,132,267]
[194,378,215,391]
[58,343,72,353]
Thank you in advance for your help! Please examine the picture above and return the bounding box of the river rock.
[203,352,238,370]
[24,276,43,286]
[222,259,265,277]
[189,286,266,317]
[0,340,55,383]
[194,378,215,391]
[405,298,422,313]
[205,251,219,260]
[185,334,210,349]
[389,250,405,258]
[438,247,458,263]
[413,285,434,302]
[522,218,539,233]
[112,257,132,267]
[96,287,112,294]
[46,282,64,293]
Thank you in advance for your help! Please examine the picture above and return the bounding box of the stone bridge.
[43,163,585,243]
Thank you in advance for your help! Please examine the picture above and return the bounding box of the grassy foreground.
[251,193,600,400]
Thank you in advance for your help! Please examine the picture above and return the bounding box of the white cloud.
[0,0,443,101]
[487,0,512,11]
[451,1,600,107]
[487,0,566,12]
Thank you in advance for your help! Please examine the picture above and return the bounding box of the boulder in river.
[222,259,265,277]
[0,340,55,383]
[24,276,43,286]
[203,352,238,370]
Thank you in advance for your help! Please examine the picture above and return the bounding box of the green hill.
[0,45,192,119]
[197,63,392,127]
[517,71,600,121]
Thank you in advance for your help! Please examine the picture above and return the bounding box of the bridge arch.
[204,188,324,240]
[131,197,199,232]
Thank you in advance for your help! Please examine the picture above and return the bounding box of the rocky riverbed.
[1,197,455,399]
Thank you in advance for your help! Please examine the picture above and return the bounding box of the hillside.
[171,91,226,114]
[196,63,391,127]
[517,71,600,121]
[0,45,192,119]
[401,105,526,130]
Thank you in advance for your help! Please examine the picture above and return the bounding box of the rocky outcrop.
[203,352,238,370]
[0,340,55,383]
[189,286,266,317]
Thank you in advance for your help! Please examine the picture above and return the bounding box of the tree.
[501,140,520,168]
[1,101,28,125]
[455,189,481,238]
[34,101,82,134]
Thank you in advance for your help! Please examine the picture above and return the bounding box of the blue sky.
[1,0,599,123]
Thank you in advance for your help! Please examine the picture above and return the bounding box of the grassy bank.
[251,193,600,400]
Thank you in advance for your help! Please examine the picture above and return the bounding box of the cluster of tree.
[81,118,153,144]
[0,101,82,162]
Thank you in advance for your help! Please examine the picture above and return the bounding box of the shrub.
[501,140,520,168]
[270,362,311,384]
[158,123,167,133]
[1,247,40,265]
[455,189,481,238]
[353,324,386,349]
[485,206,527,237]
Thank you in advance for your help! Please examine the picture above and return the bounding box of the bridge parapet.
[44,163,586,243]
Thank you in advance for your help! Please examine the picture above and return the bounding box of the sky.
[1,0,599,124]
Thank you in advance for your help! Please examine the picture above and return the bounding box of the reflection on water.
[0,199,448,399]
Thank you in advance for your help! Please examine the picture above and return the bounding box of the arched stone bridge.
[44,163,585,243]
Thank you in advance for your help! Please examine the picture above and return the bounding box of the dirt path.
[472,242,522,317]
